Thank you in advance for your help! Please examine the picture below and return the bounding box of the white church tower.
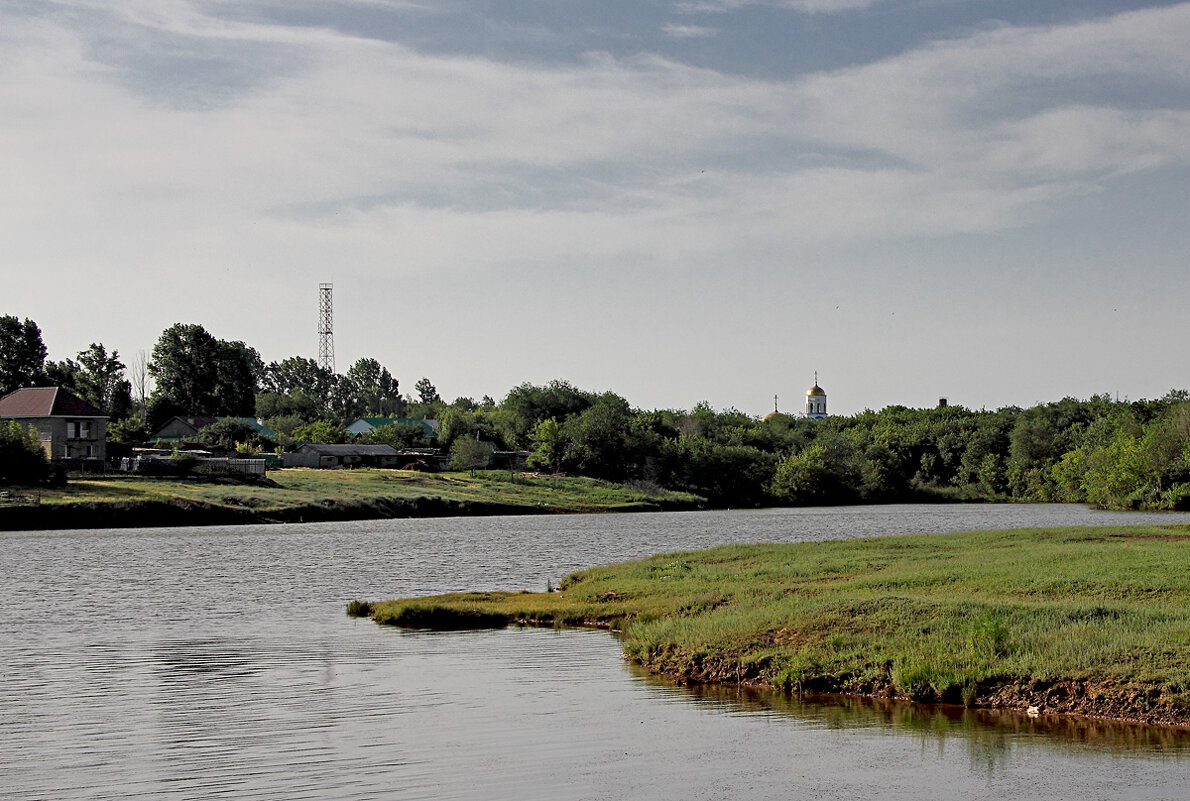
[805,372,828,419]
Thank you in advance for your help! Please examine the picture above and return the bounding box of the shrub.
[346,600,374,618]
[0,420,50,485]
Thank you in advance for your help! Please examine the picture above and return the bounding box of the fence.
[121,456,267,478]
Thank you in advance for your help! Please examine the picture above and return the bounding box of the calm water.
[4,504,1190,800]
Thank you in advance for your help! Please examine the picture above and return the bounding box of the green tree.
[44,358,81,392]
[200,419,273,452]
[770,435,861,505]
[107,417,150,446]
[263,357,337,410]
[148,323,221,417]
[362,422,430,448]
[528,418,567,474]
[0,420,49,485]
[346,358,401,417]
[0,316,47,395]
[148,324,260,420]
[1082,429,1151,508]
[561,392,633,480]
[212,340,263,417]
[657,436,775,505]
[76,343,132,419]
[292,420,350,444]
[449,437,494,476]
[499,380,593,447]
[414,377,441,405]
[255,390,323,425]
[436,406,476,449]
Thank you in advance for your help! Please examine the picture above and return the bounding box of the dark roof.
[350,417,439,437]
[0,386,105,418]
[153,416,277,440]
[295,444,400,456]
[218,417,278,438]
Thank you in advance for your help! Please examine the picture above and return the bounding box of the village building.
[346,417,439,442]
[152,416,278,442]
[0,386,108,460]
[283,443,402,469]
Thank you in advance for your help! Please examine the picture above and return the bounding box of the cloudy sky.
[3,0,1188,415]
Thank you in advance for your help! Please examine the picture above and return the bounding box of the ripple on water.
[4,505,1190,800]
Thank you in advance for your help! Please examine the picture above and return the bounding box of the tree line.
[2,314,1188,509]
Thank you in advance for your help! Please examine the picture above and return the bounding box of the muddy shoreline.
[0,495,689,531]
[505,615,1190,730]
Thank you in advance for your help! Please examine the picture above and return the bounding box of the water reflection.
[7,505,1190,800]
[642,671,1190,763]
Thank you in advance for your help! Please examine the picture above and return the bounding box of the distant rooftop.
[0,386,105,418]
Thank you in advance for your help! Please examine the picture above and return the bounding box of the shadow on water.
[632,667,1190,767]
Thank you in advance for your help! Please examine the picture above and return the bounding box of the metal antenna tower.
[318,283,335,374]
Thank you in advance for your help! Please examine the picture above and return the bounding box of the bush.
[0,420,50,485]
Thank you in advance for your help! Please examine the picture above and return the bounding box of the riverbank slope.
[0,469,704,530]
[361,524,1190,727]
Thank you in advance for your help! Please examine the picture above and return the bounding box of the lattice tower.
[318,283,335,374]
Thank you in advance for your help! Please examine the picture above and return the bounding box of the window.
[67,421,78,439]
[80,421,91,439]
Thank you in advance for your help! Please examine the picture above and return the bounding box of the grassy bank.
[0,469,703,530]
[362,524,1190,726]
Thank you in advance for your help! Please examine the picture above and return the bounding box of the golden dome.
[807,384,825,397]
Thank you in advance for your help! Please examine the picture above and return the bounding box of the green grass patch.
[361,524,1190,722]
[24,468,703,516]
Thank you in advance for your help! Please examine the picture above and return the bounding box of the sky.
[3,0,1188,416]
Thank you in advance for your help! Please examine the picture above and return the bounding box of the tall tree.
[77,343,132,418]
[0,316,47,395]
[148,324,260,418]
[346,358,400,417]
[212,340,263,416]
[262,357,337,410]
[500,380,593,447]
[414,377,440,405]
[43,358,81,392]
[149,323,220,416]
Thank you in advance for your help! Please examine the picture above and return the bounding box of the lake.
[3,504,1190,799]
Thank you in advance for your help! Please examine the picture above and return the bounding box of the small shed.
[283,443,401,469]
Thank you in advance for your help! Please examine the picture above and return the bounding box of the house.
[346,417,439,442]
[153,415,218,441]
[0,386,108,460]
[153,416,278,442]
[283,443,401,469]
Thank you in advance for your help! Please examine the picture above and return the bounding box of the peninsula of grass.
[361,524,1190,727]
[0,468,703,530]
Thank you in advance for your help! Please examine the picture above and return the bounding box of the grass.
[21,468,703,516]
[363,524,1190,725]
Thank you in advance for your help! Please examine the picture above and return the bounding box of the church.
[804,373,828,419]
[766,373,828,420]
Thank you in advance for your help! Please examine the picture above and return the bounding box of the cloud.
[674,0,885,13]
[661,23,718,39]
[2,0,1189,296]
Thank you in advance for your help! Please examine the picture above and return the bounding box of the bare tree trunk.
[132,349,149,422]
